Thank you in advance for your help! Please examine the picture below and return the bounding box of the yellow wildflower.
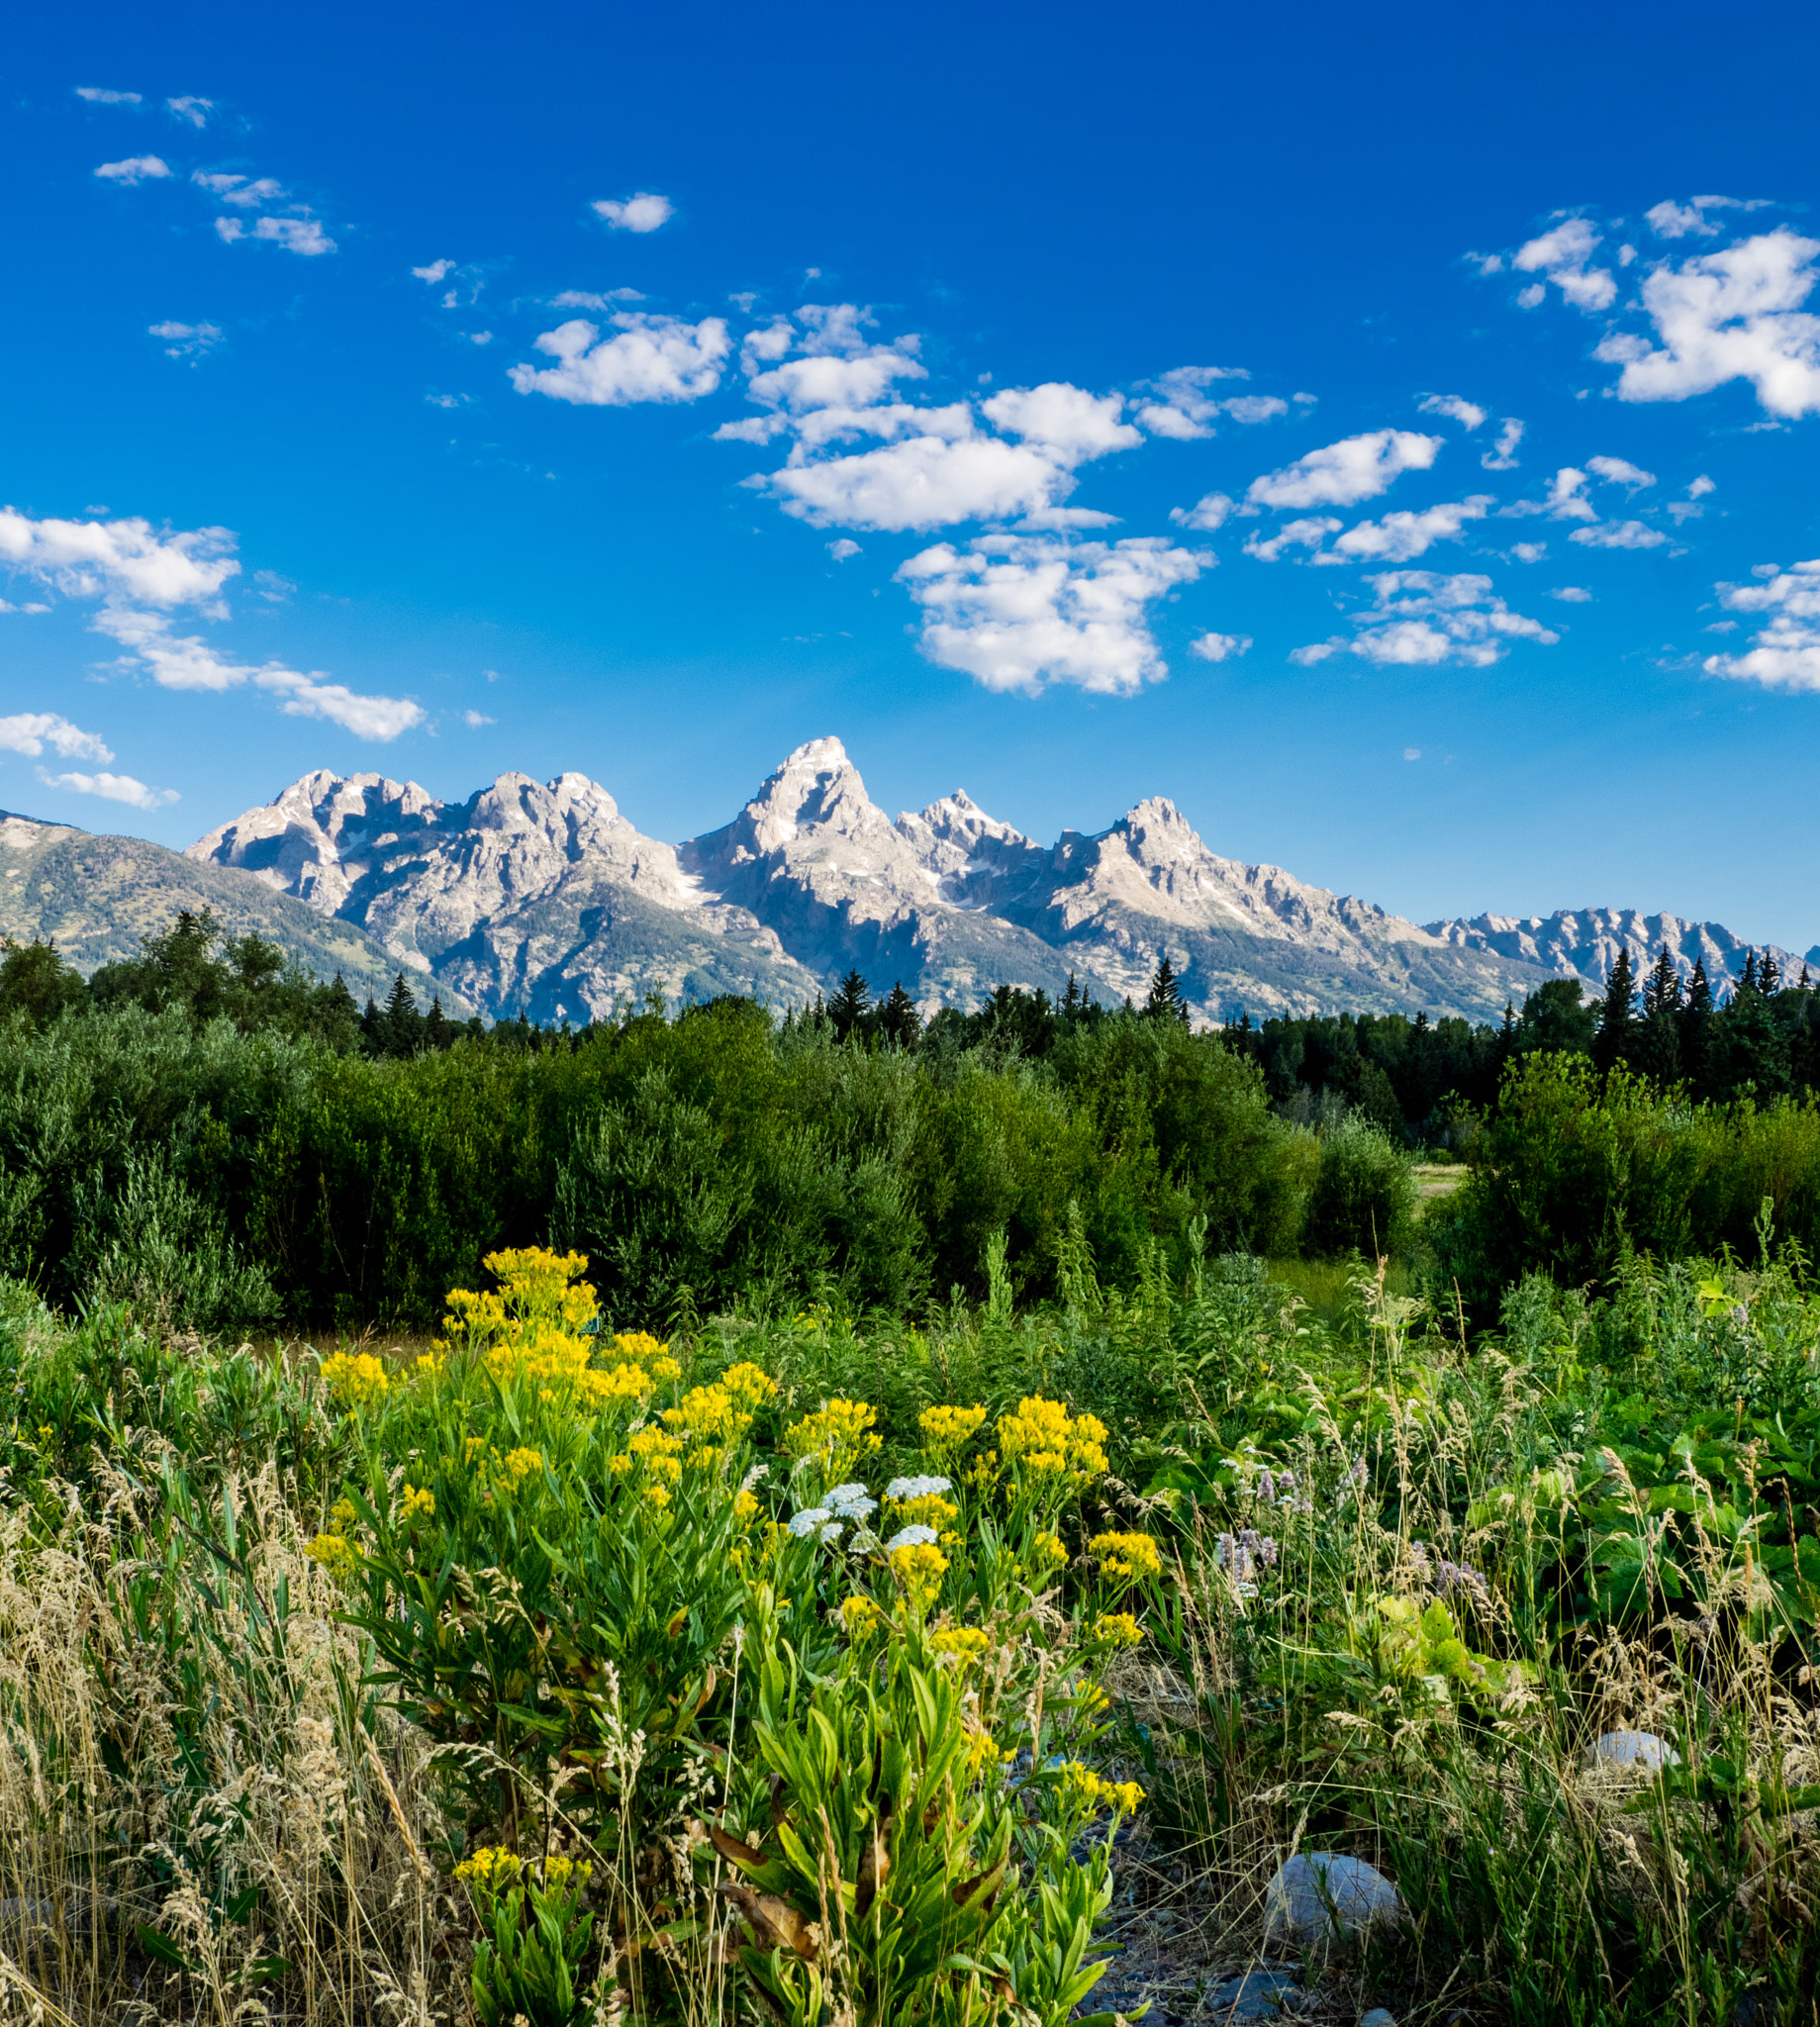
[918,1403,987,1464]
[1058,1762,1146,1816]
[541,1854,591,1892]
[306,1532,360,1582]
[1094,1611,1144,1648]
[499,1447,544,1492]
[732,1487,761,1525]
[1090,1531,1162,1583]
[785,1399,881,1481]
[321,1351,389,1408]
[840,1593,884,1639]
[398,1483,436,1524]
[453,1845,522,1892]
[998,1398,1108,1486]
[889,1540,948,1607]
[931,1626,991,1663]
[721,1362,777,1412]
[889,1491,960,1531]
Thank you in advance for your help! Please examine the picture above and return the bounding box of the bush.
[1301,1114,1415,1259]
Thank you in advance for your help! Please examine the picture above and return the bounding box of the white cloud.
[1569,520,1671,549]
[1417,393,1487,431]
[195,172,287,207]
[466,331,493,345]
[215,213,335,255]
[1551,586,1593,602]
[427,391,472,409]
[1512,217,1617,313]
[1168,492,1234,532]
[1291,571,1559,669]
[1505,467,1598,522]
[1645,195,1766,241]
[764,432,1070,531]
[1326,496,1493,564]
[1584,454,1656,490]
[1190,630,1251,662]
[166,96,213,127]
[413,258,454,283]
[76,87,141,103]
[551,287,644,310]
[1669,472,1717,524]
[461,709,495,727]
[1703,560,1820,691]
[510,314,730,406]
[1247,429,1442,509]
[592,192,673,234]
[95,156,170,185]
[1404,746,1422,760]
[1244,517,1342,562]
[1687,474,1716,498]
[1132,364,1254,438]
[148,320,223,360]
[1594,229,1820,417]
[896,534,1206,695]
[0,507,238,607]
[826,537,861,560]
[36,769,176,812]
[1222,395,1289,425]
[982,382,1140,460]
[1481,418,1525,469]
[1510,541,1547,562]
[0,714,112,761]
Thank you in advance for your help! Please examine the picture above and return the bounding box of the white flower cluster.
[823,1482,879,1519]
[884,1475,952,1500]
[884,1523,939,1551]
[786,1507,844,1544]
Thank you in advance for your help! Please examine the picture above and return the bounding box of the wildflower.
[1090,1531,1162,1583]
[889,1488,959,1530]
[733,1487,761,1525]
[785,1399,882,1480]
[1058,1762,1145,1816]
[997,1397,1108,1486]
[840,1594,884,1639]
[398,1484,436,1524]
[1436,1557,1490,1607]
[824,1482,879,1519]
[1094,1611,1143,1648]
[885,1523,939,1550]
[454,1846,523,1892]
[306,1531,361,1582]
[918,1403,988,1464]
[321,1351,389,1407]
[541,1854,591,1892]
[889,1540,948,1606]
[1214,1528,1278,1585]
[931,1626,991,1663]
[499,1447,543,1492]
[885,1475,953,1500]
[787,1507,845,1544]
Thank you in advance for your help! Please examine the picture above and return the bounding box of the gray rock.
[1205,1969,1303,2020]
[1587,1729,1679,1773]
[1264,1853,1403,1947]
[1360,2010,1397,2027]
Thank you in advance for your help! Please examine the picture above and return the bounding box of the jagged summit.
[184,739,1703,1025]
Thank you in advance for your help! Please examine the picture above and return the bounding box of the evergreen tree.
[1145,955,1187,1020]
[1063,971,1080,1014]
[1592,948,1636,1074]
[1740,951,1760,997]
[876,980,920,1049]
[377,974,426,1058]
[828,970,871,1041]
[1760,950,1781,995]
[1642,947,1682,1018]
[425,997,453,1051]
[0,938,86,1029]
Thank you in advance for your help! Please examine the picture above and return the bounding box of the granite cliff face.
[1424,907,1817,996]
[189,737,1592,1024]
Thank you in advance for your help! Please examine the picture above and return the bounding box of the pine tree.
[877,981,920,1049]
[828,969,871,1041]
[1642,947,1681,1018]
[1592,948,1636,1074]
[1145,955,1185,1019]
[380,974,426,1058]
[1063,971,1080,1014]
[1740,951,1760,997]
[426,997,452,1050]
[1760,950,1781,995]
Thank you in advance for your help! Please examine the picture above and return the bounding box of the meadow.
[4,943,1820,2024]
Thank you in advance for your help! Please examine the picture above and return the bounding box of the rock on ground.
[1587,1729,1679,1772]
[1264,1853,1403,1947]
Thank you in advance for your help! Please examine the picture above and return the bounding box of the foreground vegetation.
[2,1229,1818,2025]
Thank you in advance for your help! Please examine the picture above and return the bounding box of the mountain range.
[169,737,1816,1026]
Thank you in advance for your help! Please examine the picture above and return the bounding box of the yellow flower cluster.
[889,1540,948,1606]
[398,1483,435,1524]
[453,1845,522,1892]
[840,1594,884,1639]
[1059,1762,1145,1816]
[445,1248,597,1344]
[321,1351,389,1407]
[733,1487,761,1526]
[1093,1611,1144,1648]
[541,1854,591,1892]
[998,1397,1109,1485]
[498,1447,543,1492]
[918,1403,988,1463]
[931,1626,991,1663]
[660,1364,774,1449]
[626,1426,684,1484]
[889,1490,959,1531]
[306,1495,362,1581]
[1090,1531,1162,1583]
[785,1399,881,1480]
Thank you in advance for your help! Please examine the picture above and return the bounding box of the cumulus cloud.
[551,287,644,310]
[95,156,170,184]
[1551,586,1593,602]
[1132,365,1279,438]
[1505,467,1598,521]
[1584,454,1657,490]
[1417,393,1487,430]
[765,432,1072,531]
[1512,217,1617,312]
[0,714,113,761]
[1669,473,1716,524]
[413,258,454,284]
[215,213,334,255]
[1168,492,1234,532]
[148,320,223,360]
[461,709,495,727]
[1190,630,1251,662]
[166,96,213,127]
[1244,518,1342,562]
[1702,560,1820,691]
[896,534,1206,695]
[510,314,730,406]
[1291,571,1559,669]
[1645,195,1767,241]
[1247,430,1442,510]
[1593,228,1820,418]
[1510,541,1547,562]
[1570,519,1671,549]
[36,769,176,811]
[983,382,1140,460]
[195,172,289,208]
[1481,418,1525,470]
[1326,497,1493,564]
[826,537,861,559]
[592,192,673,233]
[76,87,141,103]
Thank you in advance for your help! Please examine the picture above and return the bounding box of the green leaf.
[135,1925,198,1975]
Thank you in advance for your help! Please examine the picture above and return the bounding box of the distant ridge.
[1425,907,1818,996]
[188,739,1594,1025]
[0,808,467,1013]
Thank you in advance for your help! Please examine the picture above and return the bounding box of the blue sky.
[4,0,1819,949]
